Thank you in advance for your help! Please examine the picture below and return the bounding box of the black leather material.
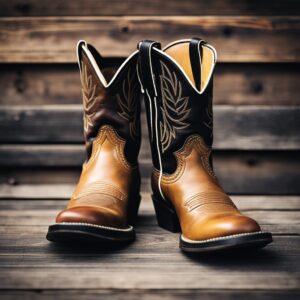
[137,40,162,169]
[78,44,141,166]
[189,38,206,91]
[138,40,161,97]
[138,39,214,174]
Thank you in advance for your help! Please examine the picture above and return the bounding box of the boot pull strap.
[137,40,161,97]
[189,37,207,91]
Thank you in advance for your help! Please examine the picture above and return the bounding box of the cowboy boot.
[47,41,141,243]
[138,39,273,252]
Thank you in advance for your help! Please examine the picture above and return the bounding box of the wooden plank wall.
[0,0,299,195]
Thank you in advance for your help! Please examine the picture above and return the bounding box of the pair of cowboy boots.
[46,38,272,252]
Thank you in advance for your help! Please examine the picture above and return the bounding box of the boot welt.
[46,222,135,244]
[180,231,273,253]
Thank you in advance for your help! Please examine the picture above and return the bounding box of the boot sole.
[180,231,273,253]
[47,195,141,244]
[152,195,273,253]
[46,223,135,244]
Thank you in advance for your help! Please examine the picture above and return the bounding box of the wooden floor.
[0,185,299,299]
[0,1,299,299]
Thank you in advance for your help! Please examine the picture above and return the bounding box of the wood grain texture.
[1,195,300,211]
[1,105,299,150]
[3,212,299,227]
[1,0,299,16]
[1,63,299,106]
[0,240,298,290]
[0,151,299,195]
[0,1,299,298]
[0,220,299,289]
[0,290,299,300]
[0,16,299,62]
[0,264,298,290]
[0,198,299,291]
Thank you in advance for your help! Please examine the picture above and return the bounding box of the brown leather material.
[140,39,263,242]
[56,125,140,228]
[164,42,214,91]
[54,43,141,230]
[152,135,261,241]
[80,49,140,165]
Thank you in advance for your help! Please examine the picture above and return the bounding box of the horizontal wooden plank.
[0,290,299,300]
[1,63,299,106]
[1,105,299,150]
[0,199,299,294]
[0,191,299,233]
[0,151,299,195]
[0,197,299,239]
[0,231,298,289]
[1,193,300,211]
[1,0,300,16]
[0,265,298,290]
[1,206,299,227]
[0,16,299,62]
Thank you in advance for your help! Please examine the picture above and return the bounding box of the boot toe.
[185,214,261,241]
[55,206,126,229]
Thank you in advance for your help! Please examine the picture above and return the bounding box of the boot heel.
[152,195,181,232]
[127,195,141,226]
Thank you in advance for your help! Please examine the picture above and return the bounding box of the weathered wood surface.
[1,0,300,16]
[0,196,298,295]
[0,16,299,62]
[0,236,298,289]
[1,193,300,210]
[1,105,299,150]
[0,290,299,300]
[1,63,299,106]
[0,150,299,195]
[0,196,299,227]
[0,1,299,299]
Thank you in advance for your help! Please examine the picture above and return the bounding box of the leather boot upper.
[56,41,141,228]
[138,39,261,241]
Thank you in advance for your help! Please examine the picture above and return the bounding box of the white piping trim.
[153,95,165,200]
[76,39,87,75]
[82,46,107,87]
[136,63,144,94]
[146,89,154,141]
[147,42,158,97]
[181,231,265,244]
[82,44,108,86]
[56,222,134,232]
[196,39,205,90]
[78,40,138,88]
[160,39,217,95]
[163,38,218,60]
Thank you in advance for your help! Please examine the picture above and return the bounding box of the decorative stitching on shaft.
[117,66,139,140]
[159,61,190,153]
[80,61,101,135]
[84,125,135,171]
[153,134,216,184]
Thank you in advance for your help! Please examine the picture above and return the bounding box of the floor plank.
[0,290,299,300]
[1,191,300,209]
[0,198,299,294]
[0,236,299,290]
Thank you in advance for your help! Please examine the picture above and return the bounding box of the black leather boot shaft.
[138,38,215,174]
